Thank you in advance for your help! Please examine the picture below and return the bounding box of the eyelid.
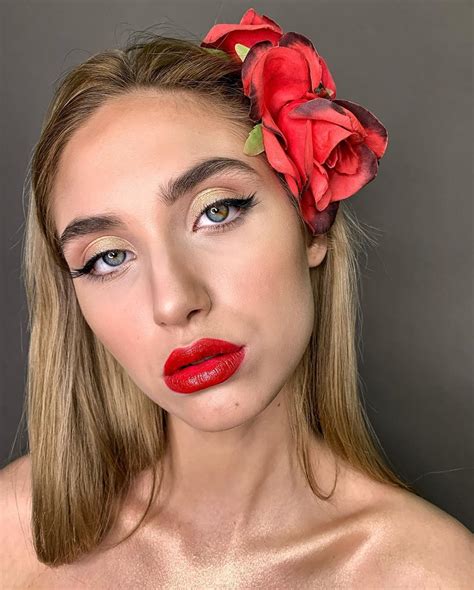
[73,189,253,265]
[70,193,258,282]
[190,187,243,219]
[74,189,240,259]
[81,235,134,264]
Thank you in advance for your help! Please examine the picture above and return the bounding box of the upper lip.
[163,338,243,376]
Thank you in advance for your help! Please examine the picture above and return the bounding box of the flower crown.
[201,8,388,235]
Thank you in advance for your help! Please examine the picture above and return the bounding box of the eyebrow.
[58,157,261,252]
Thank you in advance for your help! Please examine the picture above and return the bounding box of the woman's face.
[52,91,327,432]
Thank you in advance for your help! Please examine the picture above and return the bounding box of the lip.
[163,338,244,377]
[163,347,246,394]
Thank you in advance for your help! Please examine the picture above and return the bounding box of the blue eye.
[69,249,134,282]
[69,193,258,283]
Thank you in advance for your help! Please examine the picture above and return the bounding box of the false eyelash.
[69,192,259,283]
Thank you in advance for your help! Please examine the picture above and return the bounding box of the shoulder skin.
[0,456,49,588]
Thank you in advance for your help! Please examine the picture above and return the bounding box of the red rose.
[201,9,389,235]
[241,33,388,234]
[201,8,283,61]
[241,33,337,121]
[288,97,388,224]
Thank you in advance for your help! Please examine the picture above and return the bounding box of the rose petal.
[274,102,313,182]
[261,110,288,149]
[240,8,283,31]
[261,125,301,197]
[303,119,314,181]
[301,194,340,235]
[333,141,359,175]
[290,98,366,138]
[326,148,338,168]
[323,142,379,205]
[301,161,342,232]
[278,32,324,94]
[319,55,337,98]
[258,46,315,114]
[309,160,330,204]
[310,120,353,163]
[333,99,388,159]
[201,8,282,59]
[287,98,358,162]
[241,40,274,118]
[201,27,282,59]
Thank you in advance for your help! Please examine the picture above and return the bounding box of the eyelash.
[69,193,259,283]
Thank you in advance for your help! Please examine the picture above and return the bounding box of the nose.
[148,244,211,328]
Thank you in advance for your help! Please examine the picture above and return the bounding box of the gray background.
[1,0,472,530]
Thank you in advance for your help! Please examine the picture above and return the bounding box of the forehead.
[55,91,248,180]
[52,91,256,228]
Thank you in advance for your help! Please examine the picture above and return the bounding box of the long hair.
[24,31,411,566]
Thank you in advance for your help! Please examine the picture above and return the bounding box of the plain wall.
[1,0,472,530]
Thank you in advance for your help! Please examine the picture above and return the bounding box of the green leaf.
[235,43,250,62]
[243,124,264,156]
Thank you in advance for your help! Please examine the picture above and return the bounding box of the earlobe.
[306,233,328,268]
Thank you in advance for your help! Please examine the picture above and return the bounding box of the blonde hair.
[24,32,411,566]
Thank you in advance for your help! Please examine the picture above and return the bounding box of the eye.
[69,249,134,282]
[69,193,259,283]
[194,194,258,232]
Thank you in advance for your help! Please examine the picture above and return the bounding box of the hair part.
[24,31,411,566]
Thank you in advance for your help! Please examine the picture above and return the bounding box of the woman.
[1,8,472,588]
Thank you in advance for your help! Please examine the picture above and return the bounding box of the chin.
[160,383,281,433]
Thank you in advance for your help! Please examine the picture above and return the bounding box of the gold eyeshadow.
[81,235,134,264]
[190,187,241,218]
[77,188,242,262]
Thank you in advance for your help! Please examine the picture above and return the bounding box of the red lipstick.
[163,338,246,394]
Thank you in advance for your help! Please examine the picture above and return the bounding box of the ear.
[306,233,328,268]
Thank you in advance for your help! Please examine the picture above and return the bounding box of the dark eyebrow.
[58,156,261,252]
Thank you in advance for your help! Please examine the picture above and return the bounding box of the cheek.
[71,212,314,402]
[74,282,146,369]
[225,221,314,368]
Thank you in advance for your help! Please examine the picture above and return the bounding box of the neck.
[156,387,339,537]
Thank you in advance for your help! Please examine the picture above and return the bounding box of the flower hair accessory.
[201,8,388,235]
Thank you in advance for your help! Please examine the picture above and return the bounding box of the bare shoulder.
[356,478,473,588]
[0,455,48,587]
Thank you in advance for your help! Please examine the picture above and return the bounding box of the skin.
[0,92,472,588]
[53,89,329,530]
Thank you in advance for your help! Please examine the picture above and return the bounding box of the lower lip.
[164,347,246,394]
